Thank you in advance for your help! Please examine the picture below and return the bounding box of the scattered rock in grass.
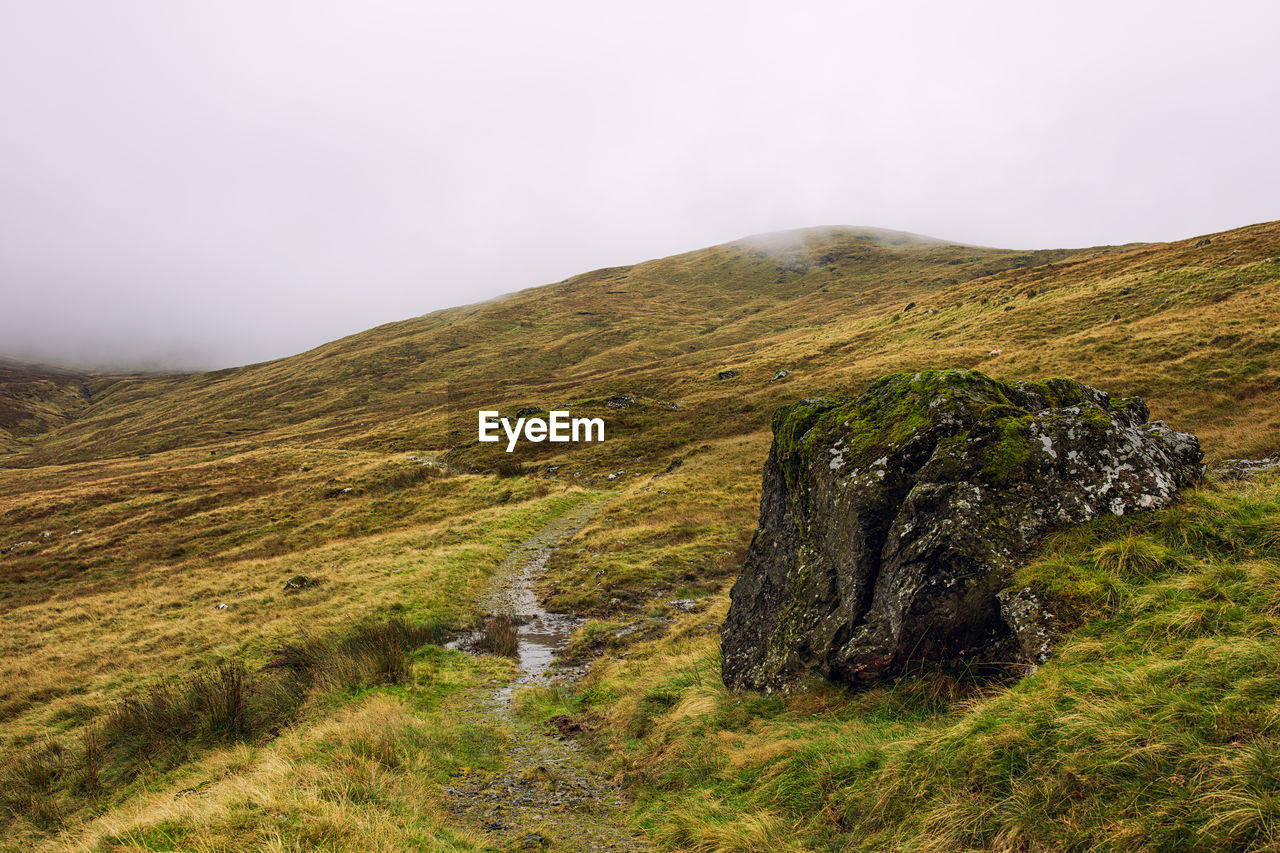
[770,370,791,382]
[605,394,636,409]
[666,599,700,613]
[1214,458,1280,480]
[283,573,318,592]
[214,603,229,611]
[715,369,740,380]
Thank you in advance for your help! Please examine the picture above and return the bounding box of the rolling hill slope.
[1,221,1278,851]
[0,358,95,454]
[8,222,1277,470]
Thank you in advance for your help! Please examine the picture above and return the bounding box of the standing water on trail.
[443,497,653,851]
[503,550,585,691]
[473,499,601,699]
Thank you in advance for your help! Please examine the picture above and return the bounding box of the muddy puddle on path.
[443,500,652,852]
[482,548,586,706]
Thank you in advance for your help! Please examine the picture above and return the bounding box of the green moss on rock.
[770,370,1112,495]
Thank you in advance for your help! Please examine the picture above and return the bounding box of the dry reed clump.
[493,458,525,479]
[474,613,520,658]
[71,695,498,853]
[364,461,453,495]
[0,617,443,835]
[267,617,444,689]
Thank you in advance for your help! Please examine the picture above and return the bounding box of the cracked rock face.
[720,370,1203,692]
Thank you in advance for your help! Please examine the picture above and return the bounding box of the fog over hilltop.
[2,1,1278,370]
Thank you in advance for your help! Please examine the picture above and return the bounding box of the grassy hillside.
[0,358,95,454]
[1,221,1278,851]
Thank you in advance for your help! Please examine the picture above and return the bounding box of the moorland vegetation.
[2,222,1278,851]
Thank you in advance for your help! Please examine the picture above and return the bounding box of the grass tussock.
[268,617,445,689]
[361,458,454,495]
[650,793,804,853]
[493,458,525,479]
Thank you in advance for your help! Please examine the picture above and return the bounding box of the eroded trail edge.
[444,497,652,852]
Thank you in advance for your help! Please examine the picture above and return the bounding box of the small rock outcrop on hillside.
[721,370,1203,692]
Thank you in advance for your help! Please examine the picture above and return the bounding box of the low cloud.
[2,1,1277,369]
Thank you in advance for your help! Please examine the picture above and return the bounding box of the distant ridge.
[2,219,1277,467]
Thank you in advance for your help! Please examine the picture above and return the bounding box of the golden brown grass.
[0,469,589,747]
[62,694,494,853]
[2,221,1279,849]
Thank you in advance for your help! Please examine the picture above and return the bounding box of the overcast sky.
[2,1,1277,370]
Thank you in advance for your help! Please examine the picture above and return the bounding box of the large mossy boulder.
[721,370,1203,692]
